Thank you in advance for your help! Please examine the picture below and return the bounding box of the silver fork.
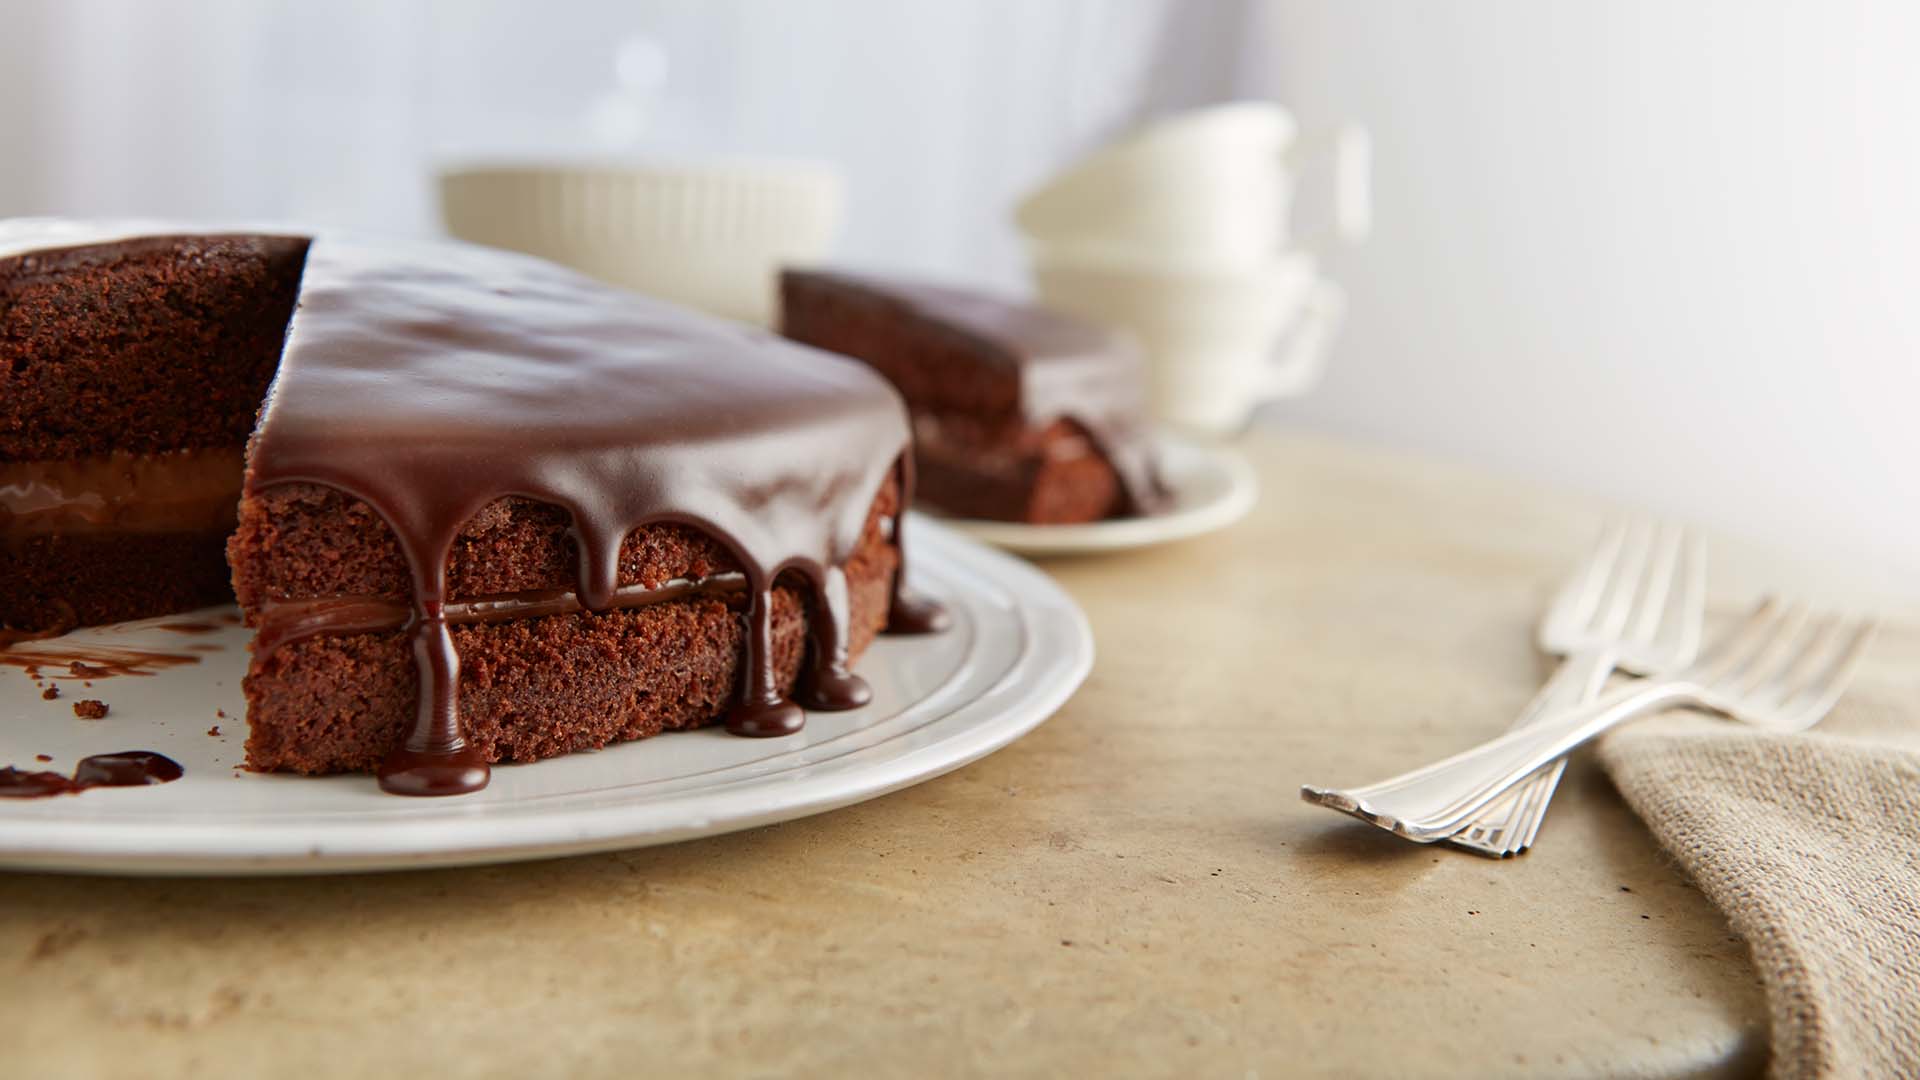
[1303,598,1877,842]
[1331,521,1700,856]
[1447,521,1706,856]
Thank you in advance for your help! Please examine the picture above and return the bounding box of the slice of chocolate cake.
[780,269,1166,524]
[2,220,944,796]
[1,230,309,633]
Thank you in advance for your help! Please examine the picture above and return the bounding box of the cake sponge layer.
[0,234,309,460]
[232,478,903,774]
[229,479,900,608]
[245,555,893,774]
[780,270,1133,524]
[2,530,236,633]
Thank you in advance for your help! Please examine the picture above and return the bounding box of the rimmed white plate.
[944,432,1258,556]
[0,518,1090,876]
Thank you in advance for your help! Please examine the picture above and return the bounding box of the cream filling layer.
[1,448,245,535]
[251,573,752,658]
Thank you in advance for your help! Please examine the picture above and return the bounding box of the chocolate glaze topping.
[256,239,929,794]
[2,220,947,797]
[784,269,1168,515]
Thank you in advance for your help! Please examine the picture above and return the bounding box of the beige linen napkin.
[1598,643,1920,1080]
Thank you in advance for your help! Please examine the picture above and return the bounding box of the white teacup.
[1016,102,1370,271]
[439,160,842,325]
[1032,253,1345,435]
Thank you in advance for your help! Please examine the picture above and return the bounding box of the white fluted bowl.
[439,161,843,325]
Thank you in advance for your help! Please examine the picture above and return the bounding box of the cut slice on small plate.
[941,432,1258,556]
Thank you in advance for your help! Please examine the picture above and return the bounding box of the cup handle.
[1283,124,1372,246]
[1259,281,1346,401]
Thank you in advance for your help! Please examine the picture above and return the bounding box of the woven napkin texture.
[1598,644,1920,1080]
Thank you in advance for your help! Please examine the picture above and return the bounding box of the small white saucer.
[944,433,1258,556]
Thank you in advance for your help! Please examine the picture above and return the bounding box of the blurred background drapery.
[3,0,1916,596]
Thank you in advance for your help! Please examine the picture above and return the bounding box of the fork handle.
[1445,648,1614,856]
[1301,678,1696,841]
[1356,650,1605,807]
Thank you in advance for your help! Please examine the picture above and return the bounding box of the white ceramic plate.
[943,432,1258,556]
[0,518,1090,876]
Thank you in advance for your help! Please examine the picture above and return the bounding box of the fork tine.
[1539,521,1629,649]
[1752,614,1847,708]
[1780,618,1879,728]
[1671,533,1708,663]
[1691,597,1783,681]
[1725,602,1813,698]
[1627,523,1684,646]
[1590,521,1656,639]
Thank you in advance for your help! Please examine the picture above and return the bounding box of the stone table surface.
[0,434,1800,1078]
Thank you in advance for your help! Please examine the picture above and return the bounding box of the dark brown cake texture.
[780,269,1167,525]
[1,233,309,632]
[232,480,899,775]
[2,220,940,795]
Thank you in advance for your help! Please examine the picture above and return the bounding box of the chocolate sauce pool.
[0,751,183,798]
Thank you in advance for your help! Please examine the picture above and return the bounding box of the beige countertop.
[0,435,1780,1078]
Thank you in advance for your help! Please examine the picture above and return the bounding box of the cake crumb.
[207,725,222,737]
[68,662,105,678]
[73,699,109,720]
[41,685,59,700]
[34,754,52,763]
[215,708,226,719]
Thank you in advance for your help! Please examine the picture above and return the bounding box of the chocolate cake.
[1,232,307,629]
[2,220,944,796]
[780,269,1165,524]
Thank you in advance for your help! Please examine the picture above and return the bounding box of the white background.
[3,0,1916,596]
[1249,2,1920,598]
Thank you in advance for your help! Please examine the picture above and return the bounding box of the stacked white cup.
[1020,102,1370,436]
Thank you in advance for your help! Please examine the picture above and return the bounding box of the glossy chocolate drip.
[794,566,871,710]
[785,269,1168,516]
[881,455,952,635]
[240,236,921,795]
[886,591,953,635]
[0,750,183,798]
